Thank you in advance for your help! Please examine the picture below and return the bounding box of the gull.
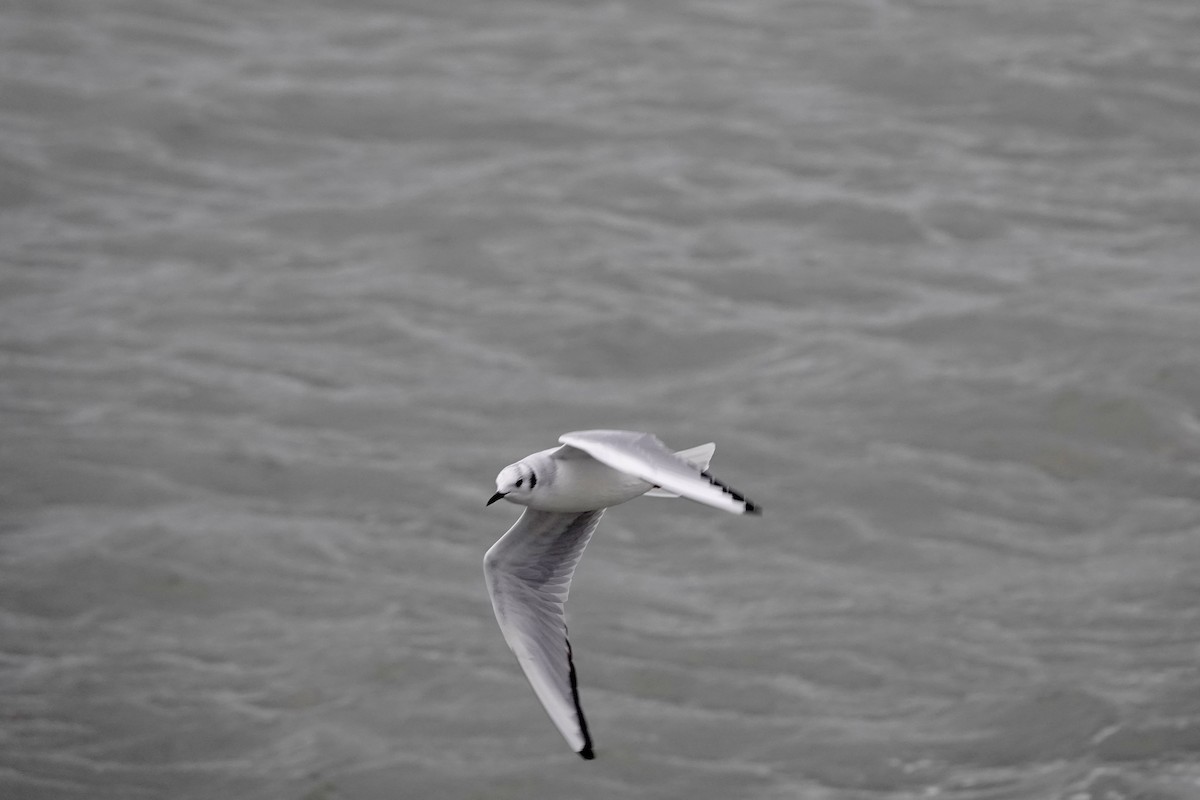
[483,429,761,759]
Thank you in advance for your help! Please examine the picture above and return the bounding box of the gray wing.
[559,430,761,515]
[483,508,605,759]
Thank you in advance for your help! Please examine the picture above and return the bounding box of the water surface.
[3,1,1200,798]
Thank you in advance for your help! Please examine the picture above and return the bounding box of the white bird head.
[487,461,539,507]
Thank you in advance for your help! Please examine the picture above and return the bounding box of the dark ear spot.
[529,471,537,489]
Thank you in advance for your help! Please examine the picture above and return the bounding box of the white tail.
[645,443,716,498]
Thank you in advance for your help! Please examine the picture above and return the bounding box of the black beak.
[486,491,507,506]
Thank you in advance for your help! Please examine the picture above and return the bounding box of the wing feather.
[483,508,605,759]
[559,430,760,515]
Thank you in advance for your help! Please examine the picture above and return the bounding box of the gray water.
[3,0,1200,798]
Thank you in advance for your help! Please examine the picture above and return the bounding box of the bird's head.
[487,460,539,507]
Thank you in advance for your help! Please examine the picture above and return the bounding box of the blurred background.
[2,0,1200,797]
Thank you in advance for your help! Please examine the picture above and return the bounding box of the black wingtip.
[701,470,760,516]
[566,635,595,762]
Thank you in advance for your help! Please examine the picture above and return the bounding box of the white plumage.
[483,430,761,759]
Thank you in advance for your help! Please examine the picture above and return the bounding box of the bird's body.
[483,429,760,760]
[495,444,653,512]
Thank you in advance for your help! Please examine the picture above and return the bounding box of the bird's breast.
[531,457,652,512]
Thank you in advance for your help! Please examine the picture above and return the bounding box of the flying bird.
[483,429,761,759]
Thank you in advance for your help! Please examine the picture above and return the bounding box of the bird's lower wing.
[559,430,760,515]
[483,508,605,759]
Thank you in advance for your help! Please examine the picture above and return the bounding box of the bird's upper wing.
[559,430,760,515]
[483,508,605,759]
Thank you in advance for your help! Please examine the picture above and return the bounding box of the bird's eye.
[515,479,523,488]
